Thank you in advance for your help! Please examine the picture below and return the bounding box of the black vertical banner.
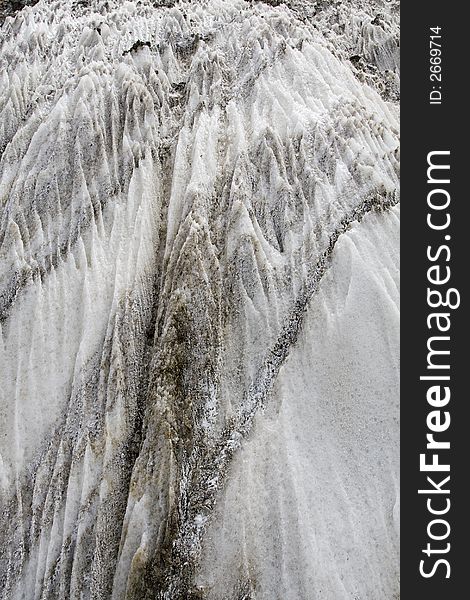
[402,2,468,598]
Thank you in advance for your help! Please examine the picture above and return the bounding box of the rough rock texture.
[0,1,39,24]
[0,1,399,599]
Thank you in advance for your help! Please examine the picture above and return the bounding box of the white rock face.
[197,206,400,600]
[0,1,399,599]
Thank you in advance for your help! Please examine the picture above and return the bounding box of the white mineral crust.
[0,1,399,598]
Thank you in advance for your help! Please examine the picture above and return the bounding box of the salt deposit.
[0,1,399,598]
